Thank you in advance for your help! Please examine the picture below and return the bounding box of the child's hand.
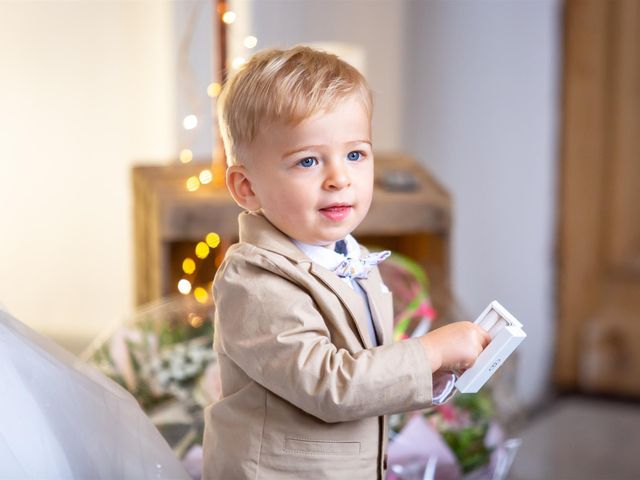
[419,322,491,373]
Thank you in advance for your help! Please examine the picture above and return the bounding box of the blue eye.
[347,151,361,161]
[298,157,317,168]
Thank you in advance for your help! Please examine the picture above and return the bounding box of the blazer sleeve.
[213,252,436,423]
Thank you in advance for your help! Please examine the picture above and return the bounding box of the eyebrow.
[283,140,372,158]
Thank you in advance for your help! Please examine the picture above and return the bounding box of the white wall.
[173,0,215,161]
[0,1,176,350]
[402,0,561,407]
[245,0,405,150]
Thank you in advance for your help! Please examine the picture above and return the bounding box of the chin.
[305,235,342,246]
[305,225,358,245]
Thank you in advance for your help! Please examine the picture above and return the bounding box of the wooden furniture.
[556,0,640,396]
[133,153,457,321]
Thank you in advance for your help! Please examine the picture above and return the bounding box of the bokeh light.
[177,279,192,295]
[194,287,209,304]
[199,169,213,185]
[222,11,236,24]
[195,241,210,259]
[232,57,246,70]
[179,149,193,164]
[183,114,198,130]
[207,82,222,98]
[243,36,258,49]
[186,176,200,192]
[188,312,204,328]
[206,232,221,248]
[182,258,196,275]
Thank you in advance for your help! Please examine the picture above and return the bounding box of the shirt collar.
[293,235,361,272]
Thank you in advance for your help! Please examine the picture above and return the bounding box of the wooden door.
[556,0,640,396]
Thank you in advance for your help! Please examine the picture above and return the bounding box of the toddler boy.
[202,46,490,479]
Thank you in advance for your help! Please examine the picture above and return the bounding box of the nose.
[323,160,351,190]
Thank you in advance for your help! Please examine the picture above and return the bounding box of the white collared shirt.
[293,235,380,347]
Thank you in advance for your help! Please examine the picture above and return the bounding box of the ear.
[226,165,261,211]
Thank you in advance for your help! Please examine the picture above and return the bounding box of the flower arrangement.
[435,393,494,473]
[84,296,219,463]
[387,391,502,479]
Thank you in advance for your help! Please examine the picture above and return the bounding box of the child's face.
[237,95,373,246]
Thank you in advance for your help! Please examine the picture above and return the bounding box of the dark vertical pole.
[211,0,228,186]
[215,0,228,84]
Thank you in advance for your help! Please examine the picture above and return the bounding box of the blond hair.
[217,45,373,166]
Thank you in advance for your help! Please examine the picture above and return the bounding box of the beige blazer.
[202,212,436,479]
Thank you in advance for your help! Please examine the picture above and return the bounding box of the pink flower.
[436,403,457,423]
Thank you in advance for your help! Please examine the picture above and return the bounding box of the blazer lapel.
[238,212,309,263]
[238,212,382,350]
[309,263,373,349]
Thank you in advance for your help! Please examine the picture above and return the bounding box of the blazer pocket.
[284,437,360,456]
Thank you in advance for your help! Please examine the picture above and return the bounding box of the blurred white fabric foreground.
[0,308,189,479]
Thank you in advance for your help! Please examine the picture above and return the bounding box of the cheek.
[361,189,374,213]
[266,185,307,215]
[280,179,316,200]
[358,169,374,202]
[253,173,294,205]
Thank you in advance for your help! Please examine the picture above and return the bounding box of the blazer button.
[383,453,388,470]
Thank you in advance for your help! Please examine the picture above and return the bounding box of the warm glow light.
[179,149,193,164]
[199,169,213,185]
[182,257,196,275]
[195,241,210,259]
[222,11,236,24]
[186,176,200,192]
[207,82,222,98]
[183,114,198,130]
[178,279,192,295]
[232,57,246,70]
[206,232,221,248]
[194,287,209,304]
[215,252,224,269]
[243,36,258,49]
[188,313,204,328]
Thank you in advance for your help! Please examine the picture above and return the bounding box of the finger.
[477,326,492,347]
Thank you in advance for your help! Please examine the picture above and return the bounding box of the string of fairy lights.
[177,232,221,304]
[178,2,255,189]
[175,2,257,303]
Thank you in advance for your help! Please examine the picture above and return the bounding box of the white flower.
[171,358,185,372]
[156,369,172,386]
[187,349,204,363]
[149,356,162,372]
[182,363,200,377]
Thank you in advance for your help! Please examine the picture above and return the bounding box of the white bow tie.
[333,250,391,279]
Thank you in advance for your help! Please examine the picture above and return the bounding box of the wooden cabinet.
[133,153,457,322]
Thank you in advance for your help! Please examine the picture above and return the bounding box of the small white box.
[455,300,526,394]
